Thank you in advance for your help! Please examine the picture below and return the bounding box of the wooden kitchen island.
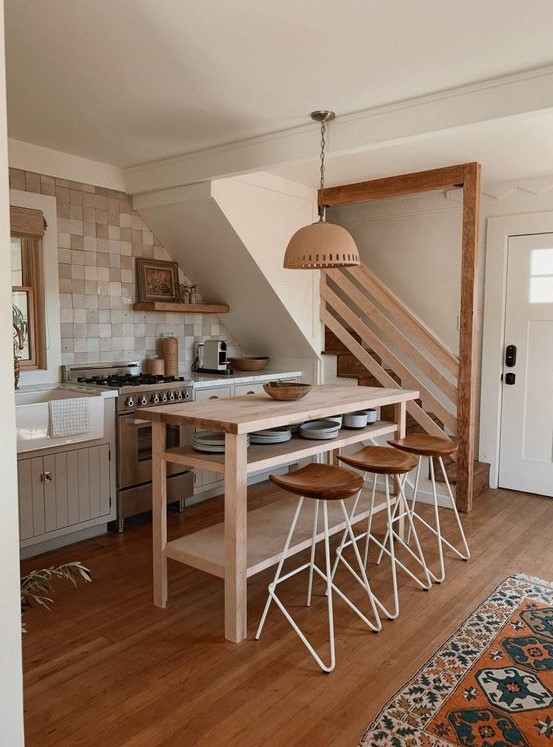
[139,384,418,643]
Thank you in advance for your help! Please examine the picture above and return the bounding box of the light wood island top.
[146,383,419,644]
[138,384,418,433]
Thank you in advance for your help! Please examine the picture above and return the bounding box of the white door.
[499,233,553,495]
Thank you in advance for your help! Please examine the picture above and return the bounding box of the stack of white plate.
[299,419,341,440]
[191,431,251,453]
[250,426,292,445]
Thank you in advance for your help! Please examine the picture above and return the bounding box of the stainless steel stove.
[61,362,194,531]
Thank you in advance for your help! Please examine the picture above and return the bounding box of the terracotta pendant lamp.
[283,110,360,269]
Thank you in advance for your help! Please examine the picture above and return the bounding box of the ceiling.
[5,0,553,188]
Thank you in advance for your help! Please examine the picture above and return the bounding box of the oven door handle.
[131,417,152,426]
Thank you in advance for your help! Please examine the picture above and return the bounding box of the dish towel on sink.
[48,398,90,438]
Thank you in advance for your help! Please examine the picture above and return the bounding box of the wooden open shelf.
[165,420,397,475]
[165,488,390,579]
[163,419,396,579]
[133,301,230,313]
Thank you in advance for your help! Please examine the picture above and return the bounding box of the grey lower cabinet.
[18,442,112,545]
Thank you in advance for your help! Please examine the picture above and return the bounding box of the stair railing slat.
[324,270,458,406]
[326,265,459,377]
[321,290,457,433]
[322,309,451,439]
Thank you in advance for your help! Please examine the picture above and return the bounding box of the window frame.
[10,207,47,371]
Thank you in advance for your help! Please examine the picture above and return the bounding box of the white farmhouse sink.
[15,386,104,453]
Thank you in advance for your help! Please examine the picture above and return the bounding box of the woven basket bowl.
[228,356,270,371]
[263,382,312,401]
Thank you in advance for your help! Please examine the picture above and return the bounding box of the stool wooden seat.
[269,462,364,501]
[388,433,458,458]
[339,445,418,475]
[387,434,470,583]
[336,446,431,620]
[255,462,381,673]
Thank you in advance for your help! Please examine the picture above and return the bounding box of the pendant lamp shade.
[283,219,360,269]
[283,109,360,270]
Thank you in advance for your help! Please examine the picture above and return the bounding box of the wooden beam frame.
[322,163,481,512]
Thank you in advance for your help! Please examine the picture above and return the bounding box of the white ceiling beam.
[124,64,553,195]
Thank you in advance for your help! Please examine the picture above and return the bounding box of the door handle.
[505,344,517,367]
[505,372,516,385]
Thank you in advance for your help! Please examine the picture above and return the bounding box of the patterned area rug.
[359,574,553,746]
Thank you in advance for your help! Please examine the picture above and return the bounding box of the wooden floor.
[21,483,553,747]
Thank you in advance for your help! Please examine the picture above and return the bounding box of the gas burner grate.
[77,374,187,387]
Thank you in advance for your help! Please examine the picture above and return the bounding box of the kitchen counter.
[190,369,301,389]
[14,382,118,399]
[139,383,419,643]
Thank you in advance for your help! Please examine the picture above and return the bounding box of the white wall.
[331,189,464,352]
[0,2,26,741]
[134,178,321,366]
[211,173,321,353]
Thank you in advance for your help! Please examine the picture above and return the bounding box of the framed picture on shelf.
[135,258,179,302]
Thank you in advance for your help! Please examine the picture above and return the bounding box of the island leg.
[152,421,168,608]
[224,432,248,642]
[394,399,407,439]
[394,399,408,538]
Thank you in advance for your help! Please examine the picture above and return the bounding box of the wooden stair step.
[324,328,360,354]
[436,459,490,500]
[357,369,401,387]
[337,354,383,379]
[406,411,444,433]
[323,329,382,365]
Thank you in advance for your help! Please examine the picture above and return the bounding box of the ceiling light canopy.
[283,110,360,270]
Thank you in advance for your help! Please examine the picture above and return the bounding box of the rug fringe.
[513,572,553,588]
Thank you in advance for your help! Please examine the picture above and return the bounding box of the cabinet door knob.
[208,395,219,400]
[40,471,53,483]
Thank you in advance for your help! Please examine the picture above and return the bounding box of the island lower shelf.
[165,487,389,579]
[164,420,398,475]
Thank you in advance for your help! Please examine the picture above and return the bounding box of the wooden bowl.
[263,382,312,401]
[228,356,270,371]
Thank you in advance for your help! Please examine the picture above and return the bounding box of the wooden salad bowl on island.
[263,382,312,401]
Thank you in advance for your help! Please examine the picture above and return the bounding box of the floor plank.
[20,484,553,746]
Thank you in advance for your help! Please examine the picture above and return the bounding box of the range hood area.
[133,174,321,367]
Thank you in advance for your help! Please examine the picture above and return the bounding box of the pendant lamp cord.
[319,120,327,220]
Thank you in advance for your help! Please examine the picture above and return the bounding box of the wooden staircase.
[319,162,482,512]
[322,311,490,502]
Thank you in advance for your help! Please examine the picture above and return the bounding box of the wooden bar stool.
[336,446,431,620]
[255,462,381,673]
[388,434,470,583]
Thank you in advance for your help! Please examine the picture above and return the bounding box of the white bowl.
[366,408,378,423]
[343,411,368,428]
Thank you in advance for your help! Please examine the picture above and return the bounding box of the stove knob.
[184,389,191,400]
[176,390,183,400]
[151,393,160,404]
[161,392,168,403]
[169,390,176,401]
[125,396,135,408]
[139,395,148,406]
